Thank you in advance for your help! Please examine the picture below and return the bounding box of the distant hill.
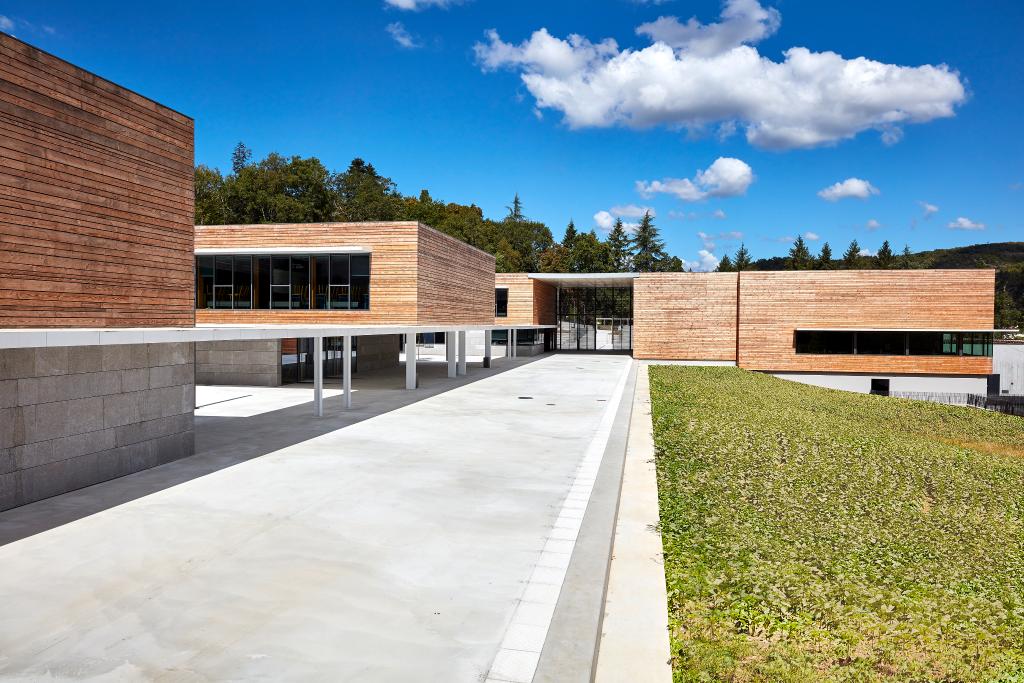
[749,242,1024,330]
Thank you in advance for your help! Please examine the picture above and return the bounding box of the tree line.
[195,144,686,274]
[717,235,914,272]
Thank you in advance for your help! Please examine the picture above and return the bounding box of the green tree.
[842,240,862,269]
[996,287,1023,330]
[231,142,252,174]
[606,218,632,272]
[562,219,578,250]
[334,158,402,222]
[538,244,570,273]
[717,253,735,272]
[568,230,612,273]
[631,212,668,272]
[816,242,834,269]
[734,243,752,271]
[876,240,894,269]
[787,236,813,270]
[662,255,685,272]
[194,165,227,225]
[225,152,336,223]
[497,195,554,272]
[898,245,913,269]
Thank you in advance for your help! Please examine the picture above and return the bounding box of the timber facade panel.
[495,273,555,326]
[633,273,739,361]
[0,33,195,328]
[194,222,496,327]
[737,270,996,374]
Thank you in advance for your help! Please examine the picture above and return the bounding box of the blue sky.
[2,1,1021,269]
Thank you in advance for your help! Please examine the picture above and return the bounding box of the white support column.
[446,330,457,378]
[511,329,518,358]
[405,331,417,390]
[313,336,324,417]
[457,330,467,376]
[483,329,492,368]
[342,335,352,409]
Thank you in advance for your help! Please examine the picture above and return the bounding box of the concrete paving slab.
[0,354,631,682]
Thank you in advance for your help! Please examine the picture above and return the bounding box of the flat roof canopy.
[794,327,1016,333]
[527,273,638,288]
[0,324,554,350]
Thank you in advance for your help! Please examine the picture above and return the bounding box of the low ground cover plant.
[650,366,1024,682]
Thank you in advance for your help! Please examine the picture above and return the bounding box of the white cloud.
[636,0,780,57]
[0,15,13,31]
[384,0,459,9]
[594,206,648,232]
[919,201,939,218]
[866,218,881,230]
[697,231,715,250]
[947,216,985,230]
[609,203,655,218]
[858,248,876,257]
[804,231,820,241]
[474,1,965,150]
[637,157,753,202]
[712,208,727,219]
[722,230,743,240]
[685,249,720,272]
[817,178,879,202]
[386,22,420,49]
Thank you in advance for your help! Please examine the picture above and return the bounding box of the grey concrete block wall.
[196,339,281,386]
[0,343,195,511]
[357,335,400,373]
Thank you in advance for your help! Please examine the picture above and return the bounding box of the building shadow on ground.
[0,354,546,546]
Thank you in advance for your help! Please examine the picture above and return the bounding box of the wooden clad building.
[633,273,739,362]
[0,33,195,328]
[194,222,496,327]
[737,270,995,374]
[495,273,556,326]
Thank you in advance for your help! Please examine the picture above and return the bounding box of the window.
[495,288,509,317]
[194,252,372,310]
[857,331,905,355]
[908,332,959,356]
[313,255,329,309]
[870,378,890,396]
[233,255,252,309]
[795,330,994,357]
[254,255,271,309]
[350,254,371,310]
[329,253,350,309]
[794,331,854,354]
[196,256,214,309]
[961,332,993,357]
[290,256,310,309]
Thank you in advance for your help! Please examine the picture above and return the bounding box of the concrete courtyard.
[0,354,632,682]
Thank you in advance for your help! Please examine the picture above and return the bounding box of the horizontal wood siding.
[195,222,419,325]
[196,222,495,326]
[533,280,556,326]
[416,224,495,325]
[738,270,995,374]
[495,273,529,325]
[633,273,738,361]
[0,34,195,328]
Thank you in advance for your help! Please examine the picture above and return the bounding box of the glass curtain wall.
[196,253,371,310]
[557,287,633,351]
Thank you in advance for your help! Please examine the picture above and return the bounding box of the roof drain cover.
[518,396,533,400]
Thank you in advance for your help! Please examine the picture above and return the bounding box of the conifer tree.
[631,212,668,272]
[787,235,813,270]
[876,240,894,269]
[562,219,578,250]
[734,243,752,271]
[841,239,862,269]
[717,253,735,272]
[898,244,913,269]
[817,242,834,269]
[606,218,632,272]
